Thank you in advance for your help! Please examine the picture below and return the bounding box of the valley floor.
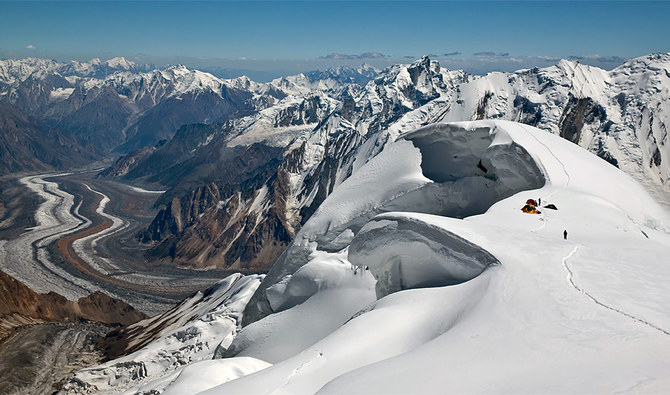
[0,170,236,316]
[0,322,112,395]
[0,169,260,393]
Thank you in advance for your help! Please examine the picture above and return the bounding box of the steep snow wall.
[389,123,545,218]
[243,122,544,325]
[349,214,500,297]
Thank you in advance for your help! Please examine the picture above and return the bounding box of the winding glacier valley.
[0,171,225,316]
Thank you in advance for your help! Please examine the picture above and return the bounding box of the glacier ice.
[348,214,500,297]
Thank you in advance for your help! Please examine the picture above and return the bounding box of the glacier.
[62,120,670,394]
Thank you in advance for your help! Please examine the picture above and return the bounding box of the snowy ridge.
[67,120,670,393]
[191,120,670,394]
[0,56,143,85]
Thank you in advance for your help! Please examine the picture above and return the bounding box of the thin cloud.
[320,52,387,60]
[588,55,626,63]
[25,45,36,50]
[443,51,461,57]
[569,54,626,63]
[473,51,509,57]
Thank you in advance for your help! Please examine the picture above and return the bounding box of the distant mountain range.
[1,54,669,271]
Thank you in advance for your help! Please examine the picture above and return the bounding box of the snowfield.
[64,120,670,394]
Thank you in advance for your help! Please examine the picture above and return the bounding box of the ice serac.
[349,214,499,297]
[243,122,543,324]
[391,123,545,218]
[241,140,430,324]
[195,120,670,395]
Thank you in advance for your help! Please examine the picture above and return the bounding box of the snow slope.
[60,274,263,394]
[183,120,670,394]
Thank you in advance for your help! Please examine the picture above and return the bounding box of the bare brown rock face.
[0,270,147,342]
[141,176,293,271]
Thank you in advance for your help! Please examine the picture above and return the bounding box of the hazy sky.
[2,1,669,79]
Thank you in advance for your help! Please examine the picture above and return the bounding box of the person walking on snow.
[563,230,568,240]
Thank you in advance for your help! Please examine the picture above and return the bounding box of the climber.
[477,159,488,173]
[538,198,541,205]
[563,230,568,240]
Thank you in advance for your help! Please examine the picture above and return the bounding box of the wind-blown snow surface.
[70,120,670,394]
[188,120,670,394]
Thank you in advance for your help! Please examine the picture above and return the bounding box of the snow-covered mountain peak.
[618,52,670,72]
[548,59,611,100]
[373,56,466,101]
[358,62,378,73]
[105,56,135,70]
[268,73,319,96]
[165,66,224,95]
[0,57,60,84]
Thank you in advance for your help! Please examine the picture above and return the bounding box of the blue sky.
[1,1,669,79]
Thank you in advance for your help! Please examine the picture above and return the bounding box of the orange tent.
[521,204,541,214]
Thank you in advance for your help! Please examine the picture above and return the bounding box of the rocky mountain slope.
[0,101,97,175]
[0,269,146,341]
[104,54,670,272]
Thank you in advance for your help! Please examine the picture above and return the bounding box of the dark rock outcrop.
[558,95,607,144]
